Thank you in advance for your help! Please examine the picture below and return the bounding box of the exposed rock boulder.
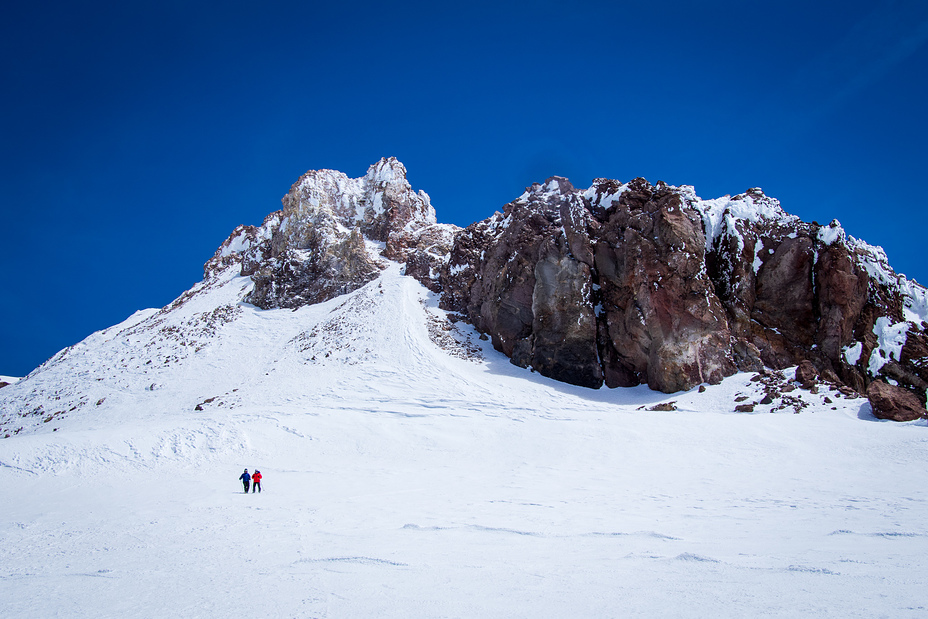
[795,361,818,388]
[867,380,927,422]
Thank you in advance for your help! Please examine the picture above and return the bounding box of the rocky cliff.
[204,157,458,308]
[208,159,928,402]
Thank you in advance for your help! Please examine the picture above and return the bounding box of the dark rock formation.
[440,178,744,391]
[441,176,928,397]
[592,179,734,392]
[440,178,602,388]
[248,227,383,309]
[867,380,926,422]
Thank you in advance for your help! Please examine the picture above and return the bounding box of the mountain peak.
[365,156,408,185]
[203,159,452,309]
[3,159,928,441]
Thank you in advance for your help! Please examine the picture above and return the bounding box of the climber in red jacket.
[252,470,262,493]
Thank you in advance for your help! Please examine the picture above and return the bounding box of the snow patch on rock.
[869,317,910,375]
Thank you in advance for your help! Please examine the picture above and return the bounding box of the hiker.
[252,470,262,493]
[239,468,251,493]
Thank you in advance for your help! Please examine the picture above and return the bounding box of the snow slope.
[1,263,927,617]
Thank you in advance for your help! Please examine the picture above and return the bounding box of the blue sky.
[2,0,927,377]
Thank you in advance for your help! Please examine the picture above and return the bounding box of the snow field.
[3,384,927,617]
[2,264,927,617]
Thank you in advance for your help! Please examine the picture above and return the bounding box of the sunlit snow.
[1,262,927,618]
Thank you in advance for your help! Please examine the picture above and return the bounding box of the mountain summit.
[2,158,927,437]
[204,157,458,309]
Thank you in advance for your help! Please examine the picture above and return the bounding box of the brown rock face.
[754,236,816,350]
[815,243,869,360]
[441,178,603,388]
[441,177,928,396]
[441,177,735,392]
[867,380,927,422]
[593,179,734,392]
[705,202,927,404]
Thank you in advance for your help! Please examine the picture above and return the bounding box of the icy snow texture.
[868,317,910,375]
[843,341,864,366]
[817,219,847,246]
[219,228,255,258]
[690,188,799,255]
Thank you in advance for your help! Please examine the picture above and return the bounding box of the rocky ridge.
[182,160,928,408]
[437,176,928,405]
[204,157,458,308]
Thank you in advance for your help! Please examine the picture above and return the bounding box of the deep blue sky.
[2,0,927,377]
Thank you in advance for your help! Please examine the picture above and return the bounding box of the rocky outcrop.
[592,179,734,392]
[204,157,459,307]
[867,380,926,422]
[441,176,928,397]
[440,178,602,388]
[441,177,734,391]
[390,223,459,293]
[708,204,928,404]
[248,227,384,309]
[205,158,928,402]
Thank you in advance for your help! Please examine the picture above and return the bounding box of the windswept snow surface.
[2,265,927,618]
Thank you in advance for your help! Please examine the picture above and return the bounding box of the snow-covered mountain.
[1,159,927,617]
[4,157,926,436]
